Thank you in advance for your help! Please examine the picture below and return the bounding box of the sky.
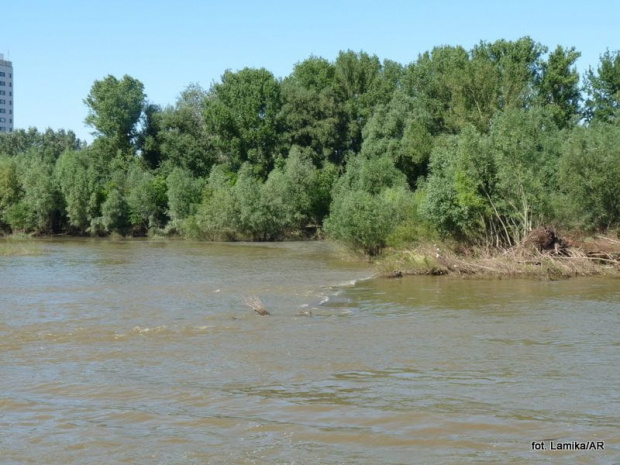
[2,0,619,142]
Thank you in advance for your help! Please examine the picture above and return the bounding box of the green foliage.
[1,152,60,233]
[326,155,413,255]
[420,129,492,240]
[165,167,204,228]
[280,58,347,166]
[126,166,168,232]
[361,90,433,187]
[157,84,215,177]
[4,42,620,247]
[0,156,20,226]
[404,38,552,134]
[326,187,412,256]
[55,149,108,233]
[99,188,130,235]
[312,162,339,223]
[204,68,282,176]
[421,109,562,245]
[559,124,620,229]
[137,103,164,170]
[333,51,400,155]
[334,152,408,196]
[536,46,581,128]
[489,107,562,243]
[84,75,146,153]
[195,165,238,240]
[585,50,620,123]
[0,128,82,162]
[231,163,275,240]
[196,148,322,240]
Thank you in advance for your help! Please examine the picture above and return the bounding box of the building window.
[0,91,4,95]
[0,99,4,104]
[0,81,5,86]
[0,109,5,113]
[9,92,11,96]
[0,118,5,122]
[0,72,4,77]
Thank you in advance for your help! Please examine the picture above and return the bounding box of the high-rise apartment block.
[0,53,13,132]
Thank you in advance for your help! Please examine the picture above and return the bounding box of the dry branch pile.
[379,229,620,280]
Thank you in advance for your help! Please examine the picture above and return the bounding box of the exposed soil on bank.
[377,229,620,280]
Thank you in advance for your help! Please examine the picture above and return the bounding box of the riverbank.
[4,229,620,280]
[376,231,620,280]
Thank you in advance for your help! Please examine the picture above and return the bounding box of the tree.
[126,165,168,232]
[280,57,348,166]
[420,128,493,241]
[405,38,546,135]
[84,75,146,153]
[54,149,92,231]
[559,123,620,229]
[361,90,434,187]
[326,155,413,255]
[0,128,82,161]
[136,103,164,170]
[489,107,562,243]
[421,109,562,245]
[156,84,215,177]
[204,68,282,176]
[165,167,204,225]
[2,152,60,233]
[333,50,397,155]
[196,165,239,240]
[585,50,620,123]
[0,155,20,230]
[536,46,581,128]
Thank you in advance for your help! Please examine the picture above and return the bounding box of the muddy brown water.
[1,239,619,464]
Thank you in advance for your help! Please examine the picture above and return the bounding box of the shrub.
[326,155,414,255]
[559,123,620,229]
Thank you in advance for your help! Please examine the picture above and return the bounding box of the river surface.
[1,239,619,464]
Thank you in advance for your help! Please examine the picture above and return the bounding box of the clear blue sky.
[3,0,619,142]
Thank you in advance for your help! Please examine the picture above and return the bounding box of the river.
[1,239,619,464]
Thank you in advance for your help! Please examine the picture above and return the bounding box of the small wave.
[334,275,375,289]
[130,325,170,335]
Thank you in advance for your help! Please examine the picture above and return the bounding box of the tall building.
[0,53,13,132]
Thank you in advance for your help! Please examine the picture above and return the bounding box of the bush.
[559,123,620,229]
[165,167,204,232]
[326,155,414,255]
[196,165,239,240]
[1,153,60,234]
[126,166,168,232]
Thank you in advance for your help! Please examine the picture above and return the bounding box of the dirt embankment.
[379,228,620,279]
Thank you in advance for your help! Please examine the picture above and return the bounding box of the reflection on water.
[1,239,619,464]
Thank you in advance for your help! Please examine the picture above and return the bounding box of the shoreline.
[375,237,620,280]
[3,232,620,280]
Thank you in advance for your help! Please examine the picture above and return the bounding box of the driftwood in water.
[244,296,270,316]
